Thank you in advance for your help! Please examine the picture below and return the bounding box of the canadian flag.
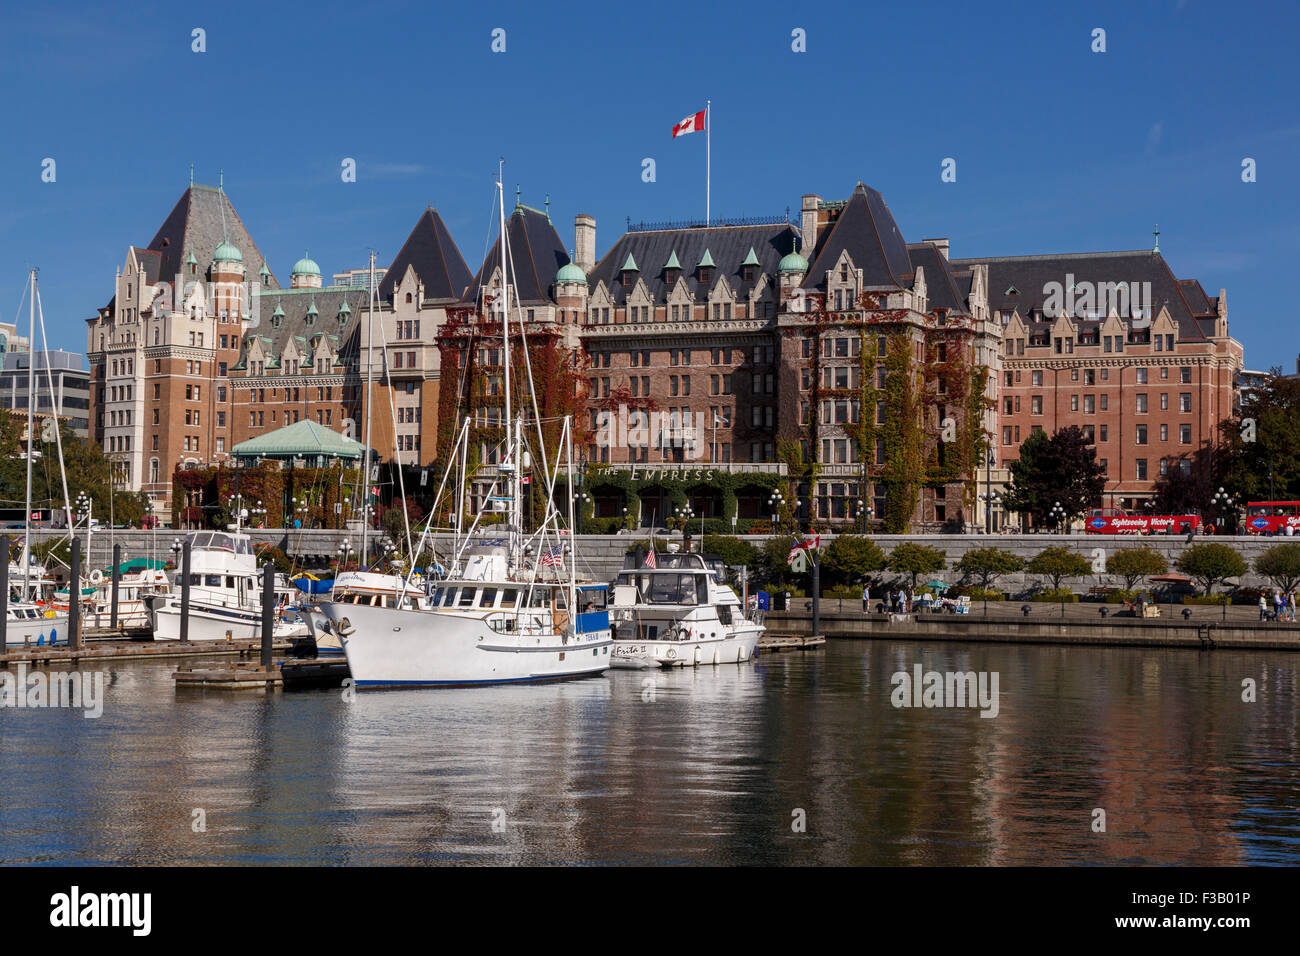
[672,109,706,138]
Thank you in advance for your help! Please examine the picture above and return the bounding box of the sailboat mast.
[497,172,518,569]
[23,269,35,600]
[361,251,375,568]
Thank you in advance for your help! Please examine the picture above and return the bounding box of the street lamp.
[856,498,865,534]
[980,490,1002,534]
[1050,501,1066,534]
[576,492,591,535]
[768,491,785,530]
[337,540,354,573]
[1212,486,1235,535]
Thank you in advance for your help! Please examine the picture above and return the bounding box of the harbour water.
[1,640,1296,865]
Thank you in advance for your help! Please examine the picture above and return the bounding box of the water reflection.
[0,641,1295,864]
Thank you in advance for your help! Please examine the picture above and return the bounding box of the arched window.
[405,292,413,304]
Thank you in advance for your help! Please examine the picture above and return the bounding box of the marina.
[1,638,1295,866]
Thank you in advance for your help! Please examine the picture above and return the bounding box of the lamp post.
[1211,486,1234,535]
[768,491,785,531]
[337,540,354,573]
[576,492,591,535]
[984,445,996,533]
[856,498,865,535]
[1050,501,1066,535]
[981,491,1002,535]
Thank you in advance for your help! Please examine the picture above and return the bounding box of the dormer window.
[406,292,413,304]
[840,266,848,282]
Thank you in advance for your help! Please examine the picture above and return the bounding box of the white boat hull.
[611,625,759,668]
[1,613,71,648]
[319,602,612,688]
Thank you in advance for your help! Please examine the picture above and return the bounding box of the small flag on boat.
[644,547,657,569]
[540,545,565,568]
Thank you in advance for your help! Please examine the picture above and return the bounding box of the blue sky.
[2,0,1296,368]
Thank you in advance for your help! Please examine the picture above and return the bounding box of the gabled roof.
[462,204,571,306]
[906,242,970,315]
[588,222,799,305]
[803,183,912,290]
[950,249,1210,340]
[131,185,278,300]
[231,418,367,459]
[247,286,367,368]
[378,207,473,302]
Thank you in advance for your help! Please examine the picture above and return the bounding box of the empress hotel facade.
[86,181,1243,530]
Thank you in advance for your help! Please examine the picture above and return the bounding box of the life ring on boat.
[666,648,677,660]
[336,617,355,637]
[89,569,103,585]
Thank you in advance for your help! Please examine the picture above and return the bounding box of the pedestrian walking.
[1274,590,1285,623]
[862,583,870,613]
[1259,594,1269,622]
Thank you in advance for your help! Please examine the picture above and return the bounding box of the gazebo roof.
[230,419,367,460]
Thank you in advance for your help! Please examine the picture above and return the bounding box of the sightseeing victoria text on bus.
[1084,508,1202,534]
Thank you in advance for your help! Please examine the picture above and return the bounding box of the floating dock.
[280,658,351,690]
[0,638,291,668]
[173,661,284,689]
[758,634,827,652]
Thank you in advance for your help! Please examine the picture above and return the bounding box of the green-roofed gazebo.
[231,419,368,467]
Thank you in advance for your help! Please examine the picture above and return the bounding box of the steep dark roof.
[906,242,969,315]
[242,287,367,369]
[378,207,472,302]
[131,248,163,285]
[804,184,912,290]
[589,223,798,305]
[142,185,279,291]
[950,250,1209,340]
[462,204,571,306]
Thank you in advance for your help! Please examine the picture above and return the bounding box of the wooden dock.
[0,638,291,668]
[758,634,827,652]
[173,661,283,689]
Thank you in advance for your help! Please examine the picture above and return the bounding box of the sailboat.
[2,270,70,647]
[317,174,613,688]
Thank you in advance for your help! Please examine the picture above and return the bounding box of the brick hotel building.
[87,181,1243,529]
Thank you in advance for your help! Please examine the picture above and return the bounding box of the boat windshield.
[614,571,708,605]
[189,532,251,554]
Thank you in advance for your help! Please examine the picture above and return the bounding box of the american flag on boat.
[644,547,657,569]
[539,545,565,568]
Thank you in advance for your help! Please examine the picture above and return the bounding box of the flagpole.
[705,99,711,226]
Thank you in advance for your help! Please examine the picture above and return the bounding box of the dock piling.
[0,535,8,653]
[180,538,191,644]
[69,537,81,650]
[110,543,121,631]
[261,562,274,672]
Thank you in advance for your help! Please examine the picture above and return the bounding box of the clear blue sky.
[2,0,1296,369]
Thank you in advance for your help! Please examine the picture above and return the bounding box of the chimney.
[924,238,950,260]
[574,214,596,273]
[800,194,821,258]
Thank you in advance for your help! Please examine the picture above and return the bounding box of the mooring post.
[110,542,121,631]
[812,551,821,639]
[69,537,81,649]
[0,535,8,653]
[180,538,192,644]
[261,562,274,672]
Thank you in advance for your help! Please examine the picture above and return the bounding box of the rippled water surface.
[1,641,1296,865]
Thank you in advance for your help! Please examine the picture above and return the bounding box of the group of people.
[1259,591,1298,623]
[863,585,914,613]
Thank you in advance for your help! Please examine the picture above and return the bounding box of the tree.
[1176,543,1247,594]
[1106,546,1169,590]
[701,535,759,569]
[887,542,947,589]
[1026,546,1091,591]
[823,535,887,588]
[1151,447,1216,518]
[1218,370,1300,504]
[1254,544,1300,594]
[954,547,1024,591]
[1003,426,1106,528]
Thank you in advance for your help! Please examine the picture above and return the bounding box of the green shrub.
[967,587,1005,601]
[1182,594,1230,606]
[1104,589,1139,604]
[1033,589,1080,603]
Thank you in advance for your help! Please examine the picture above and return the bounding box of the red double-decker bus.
[1244,501,1300,535]
[1084,509,1202,534]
